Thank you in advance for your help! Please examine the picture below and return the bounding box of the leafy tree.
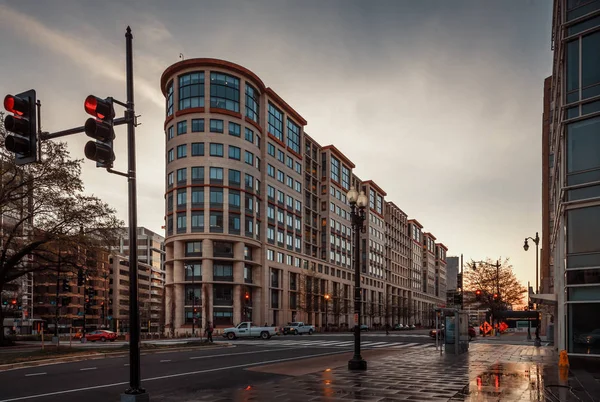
[0,112,122,345]
[464,257,526,309]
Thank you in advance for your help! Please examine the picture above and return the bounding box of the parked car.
[430,326,477,341]
[393,324,404,331]
[575,328,600,346]
[282,322,315,335]
[85,330,117,342]
[222,322,277,340]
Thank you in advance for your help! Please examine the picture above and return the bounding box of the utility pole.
[55,249,61,341]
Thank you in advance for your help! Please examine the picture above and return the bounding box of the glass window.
[267,185,275,199]
[177,144,187,159]
[229,213,241,232]
[229,122,241,137]
[582,32,600,93]
[268,103,284,142]
[331,156,340,182]
[167,125,174,140]
[166,80,173,116]
[295,161,302,174]
[192,119,204,132]
[568,303,600,355]
[229,190,241,207]
[210,143,224,157]
[191,142,204,156]
[342,166,350,190]
[277,170,284,183]
[179,72,204,110]
[177,189,187,206]
[209,167,223,181]
[267,164,275,177]
[210,72,240,112]
[245,173,254,189]
[210,119,224,133]
[191,211,204,232]
[246,217,254,235]
[177,120,187,135]
[210,212,223,232]
[167,171,174,187]
[210,188,224,204]
[245,128,254,144]
[229,169,241,186]
[245,151,254,166]
[286,156,293,169]
[177,212,187,232]
[191,188,204,206]
[267,143,275,157]
[286,118,301,154]
[567,116,600,185]
[228,145,241,160]
[185,241,202,256]
[169,147,175,162]
[191,166,204,183]
[177,168,187,183]
[245,83,260,123]
[277,150,285,163]
[567,205,600,256]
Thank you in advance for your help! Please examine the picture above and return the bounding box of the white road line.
[159,360,171,363]
[391,342,419,348]
[0,350,345,402]
[79,367,97,371]
[362,342,388,347]
[411,343,433,349]
[371,342,401,348]
[24,373,47,377]
[188,348,289,360]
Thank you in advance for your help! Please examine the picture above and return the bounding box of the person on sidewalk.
[205,321,214,343]
[385,323,390,335]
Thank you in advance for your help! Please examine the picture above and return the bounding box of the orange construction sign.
[480,321,493,335]
[499,322,508,332]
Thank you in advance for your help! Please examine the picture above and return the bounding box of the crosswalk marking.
[227,339,434,350]
[390,342,419,348]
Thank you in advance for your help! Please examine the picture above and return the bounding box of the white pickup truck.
[282,322,315,335]
[222,322,277,340]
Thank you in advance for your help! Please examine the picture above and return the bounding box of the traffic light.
[62,279,71,292]
[245,292,250,302]
[3,90,38,165]
[493,293,499,300]
[83,95,115,168]
[1,300,7,306]
[475,290,482,301]
[528,301,534,310]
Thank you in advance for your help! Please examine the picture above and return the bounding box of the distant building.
[446,256,459,291]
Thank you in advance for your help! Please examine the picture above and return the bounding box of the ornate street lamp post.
[347,186,368,371]
[523,232,541,345]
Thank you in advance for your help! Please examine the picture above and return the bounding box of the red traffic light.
[475,290,482,295]
[245,292,250,300]
[3,95,28,116]
[84,95,114,120]
[493,293,499,299]
[11,299,17,305]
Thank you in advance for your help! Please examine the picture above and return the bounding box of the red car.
[85,330,117,342]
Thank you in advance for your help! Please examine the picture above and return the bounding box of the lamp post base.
[534,338,542,347]
[121,392,149,402]
[348,357,367,371]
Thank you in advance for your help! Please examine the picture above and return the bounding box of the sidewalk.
[153,343,600,402]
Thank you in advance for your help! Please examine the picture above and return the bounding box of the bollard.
[558,350,569,368]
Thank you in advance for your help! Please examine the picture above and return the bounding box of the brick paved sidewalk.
[154,344,599,402]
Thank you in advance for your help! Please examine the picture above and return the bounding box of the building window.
[191,188,204,207]
[567,116,600,189]
[331,156,340,182]
[210,211,224,232]
[191,166,204,183]
[267,185,275,200]
[229,169,241,186]
[192,119,204,132]
[185,241,202,256]
[245,128,254,144]
[167,125,174,140]
[229,122,241,137]
[268,103,284,142]
[245,173,254,190]
[177,189,187,207]
[567,205,600,268]
[177,145,187,159]
[191,211,204,232]
[177,168,187,184]
[568,303,600,355]
[166,80,174,116]
[245,217,254,236]
[167,172,174,187]
[177,213,187,233]
[267,164,275,178]
[229,190,241,209]
[177,120,187,135]
[179,72,204,110]
[245,83,260,123]
[210,187,224,206]
[210,72,240,112]
[210,143,224,157]
[191,142,204,156]
[277,150,285,163]
[209,167,223,183]
[271,268,280,288]
[267,143,275,157]
[342,166,350,190]
[210,119,224,133]
[244,151,254,166]
[228,145,241,160]
[229,213,241,233]
[286,119,301,154]
[167,148,174,163]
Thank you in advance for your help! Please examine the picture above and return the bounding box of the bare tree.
[464,257,526,309]
[167,291,176,338]
[296,268,322,325]
[329,287,347,327]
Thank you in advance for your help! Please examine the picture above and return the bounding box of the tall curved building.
[161,58,447,335]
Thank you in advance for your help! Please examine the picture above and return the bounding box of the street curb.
[0,343,233,372]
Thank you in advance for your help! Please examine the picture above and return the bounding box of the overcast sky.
[0,0,553,290]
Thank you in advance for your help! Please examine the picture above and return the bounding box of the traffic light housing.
[245,292,250,302]
[84,95,115,168]
[528,301,534,310]
[62,279,71,292]
[475,290,482,301]
[3,90,38,165]
[77,269,85,286]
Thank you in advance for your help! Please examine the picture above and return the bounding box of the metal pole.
[55,250,61,339]
[535,232,539,295]
[527,281,532,340]
[348,203,366,371]
[123,26,146,398]
[191,266,195,337]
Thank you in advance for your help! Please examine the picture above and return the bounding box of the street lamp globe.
[347,187,358,204]
[523,240,529,251]
[357,191,368,208]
